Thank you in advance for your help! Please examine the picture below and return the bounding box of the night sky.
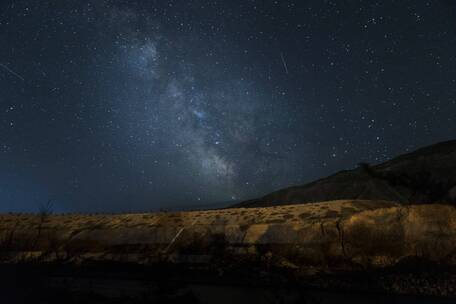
[1,1,456,212]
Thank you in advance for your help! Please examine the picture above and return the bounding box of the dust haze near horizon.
[1,0,456,212]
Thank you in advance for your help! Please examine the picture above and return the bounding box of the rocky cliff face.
[234,140,456,208]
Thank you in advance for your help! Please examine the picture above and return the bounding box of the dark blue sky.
[1,0,456,212]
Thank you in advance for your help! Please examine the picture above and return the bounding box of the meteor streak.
[280,52,289,74]
[0,63,24,81]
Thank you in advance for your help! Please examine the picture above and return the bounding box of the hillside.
[0,200,398,265]
[1,200,456,299]
[234,140,456,208]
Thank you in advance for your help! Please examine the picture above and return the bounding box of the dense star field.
[1,1,456,212]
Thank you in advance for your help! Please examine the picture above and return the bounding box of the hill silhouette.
[233,140,456,208]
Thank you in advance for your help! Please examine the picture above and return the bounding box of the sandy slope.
[1,199,455,270]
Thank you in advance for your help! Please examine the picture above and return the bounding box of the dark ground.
[1,262,455,304]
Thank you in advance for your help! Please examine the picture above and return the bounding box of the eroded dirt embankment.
[1,200,456,297]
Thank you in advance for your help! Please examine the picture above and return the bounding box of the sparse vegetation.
[0,200,455,297]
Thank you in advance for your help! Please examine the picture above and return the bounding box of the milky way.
[101,5,305,207]
[1,1,456,212]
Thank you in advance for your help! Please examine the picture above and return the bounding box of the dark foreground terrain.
[1,200,456,303]
[2,261,456,304]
